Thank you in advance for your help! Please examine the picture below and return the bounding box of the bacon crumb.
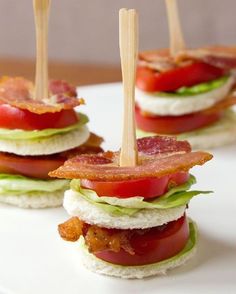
[58,217,134,255]
[58,217,84,242]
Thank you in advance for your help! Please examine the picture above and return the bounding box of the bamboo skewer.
[33,0,51,100]
[119,8,138,167]
[165,0,185,56]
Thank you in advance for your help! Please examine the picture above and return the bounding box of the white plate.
[0,83,235,294]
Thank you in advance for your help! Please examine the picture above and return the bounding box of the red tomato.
[136,62,225,92]
[81,172,189,199]
[0,152,65,179]
[135,106,222,134]
[0,104,78,130]
[95,215,189,266]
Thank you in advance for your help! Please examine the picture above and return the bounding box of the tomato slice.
[136,62,225,93]
[135,105,222,134]
[81,172,189,199]
[0,152,65,179]
[95,215,189,266]
[0,143,103,180]
[0,104,78,130]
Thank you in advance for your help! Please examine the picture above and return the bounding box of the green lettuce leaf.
[0,112,88,141]
[0,173,69,195]
[154,75,229,97]
[80,220,197,269]
[70,175,212,216]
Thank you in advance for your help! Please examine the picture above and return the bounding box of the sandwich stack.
[50,9,213,279]
[136,0,236,149]
[0,0,102,208]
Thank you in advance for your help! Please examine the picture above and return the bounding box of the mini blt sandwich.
[136,0,236,149]
[0,0,102,208]
[50,9,213,279]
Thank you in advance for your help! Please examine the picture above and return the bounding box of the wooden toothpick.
[33,0,51,100]
[119,8,138,167]
[165,0,185,56]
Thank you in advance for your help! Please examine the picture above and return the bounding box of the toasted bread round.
[78,220,197,279]
[0,125,90,156]
[0,189,66,208]
[63,189,186,230]
[181,121,236,149]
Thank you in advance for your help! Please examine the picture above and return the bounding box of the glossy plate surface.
[0,83,235,294]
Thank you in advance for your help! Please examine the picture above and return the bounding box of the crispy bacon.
[49,80,77,97]
[49,136,212,181]
[66,136,190,164]
[0,77,83,114]
[139,49,177,72]
[176,46,236,70]
[58,217,134,255]
[68,154,112,165]
[50,151,212,181]
[137,136,191,155]
[85,226,134,255]
[58,217,84,242]
[139,48,172,63]
[139,46,236,72]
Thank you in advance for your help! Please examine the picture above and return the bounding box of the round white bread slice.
[63,189,186,230]
[0,125,90,156]
[179,121,236,149]
[78,220,197,279]
[137,110,236,149]
[0,189,65,208]
[135,75,235,116]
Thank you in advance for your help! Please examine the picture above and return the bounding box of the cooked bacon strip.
[139,46,236,72]
[176,46,236,70]
[49,137,212,180]
[49,80,77,97]
[67,153,113,165]
[0,77,83,114]
[139,48,193,72]
[58,217,134,255]
[66,136,190,164]
[139,48,172,63]
[138,49,178,72]
[137,136,191,155]
[50,151,212,181]
[65,136,190,166]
